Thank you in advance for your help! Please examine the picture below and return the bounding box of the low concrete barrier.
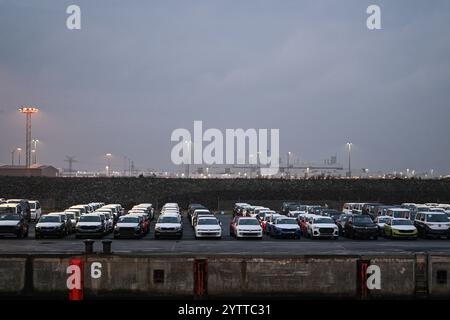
[0,253,449,299]
[429,255,450,298]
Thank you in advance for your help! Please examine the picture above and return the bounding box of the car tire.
[374,235,378,240]
[75,235,80,239]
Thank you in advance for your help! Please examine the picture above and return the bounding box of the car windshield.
[277,219,297,225]
[79,216,100,222]
[198,219,219,225]
[378,217,389,223]
[239,219,259,226]
[354,216,373,224]
[0,207,16,214]
[426,214,448,222]
[392,211,407,218]
[29,203,36,209]
[158,216,179,223]
[315,218,333,224]
[119,217,139,223]
[66,213,75,219]
[39,215,60,223]
[288,204,304,211]
[0,214,20,220]
[392,220,413,226]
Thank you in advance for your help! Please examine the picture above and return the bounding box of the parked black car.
[344,215,378,239]
[320,209,343,222]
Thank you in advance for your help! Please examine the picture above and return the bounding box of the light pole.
[18,106,39,168]
[17,148,22,166]
[346,142,352,178]
[184,140,192,178]
[106,153,112,176]
[32,139,39,165]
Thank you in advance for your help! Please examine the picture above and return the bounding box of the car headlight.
[134,226,140,230]
[155,226,161,231]
[35,226,41,230]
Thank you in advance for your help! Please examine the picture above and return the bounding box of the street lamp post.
[17,148,22,166]
[106,153,112,176]
[18,107,39,168]
[346,142,352,178]
[184,140,192,178]
[32,139,39,164]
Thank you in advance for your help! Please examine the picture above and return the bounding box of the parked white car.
[232,217,263,239]
[29,200,42,221]
[195,216,222,239]
[154,213,183,239]
[307,216,339,239]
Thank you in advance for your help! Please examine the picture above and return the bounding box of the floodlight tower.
[18,106,39,168]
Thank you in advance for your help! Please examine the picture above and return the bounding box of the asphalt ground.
[1,213,450,255]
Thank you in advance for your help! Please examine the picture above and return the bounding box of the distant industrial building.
[0,165,59,177]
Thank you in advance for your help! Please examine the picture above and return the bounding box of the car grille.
[161,227,176,231]
[80,225,99,230]
[398,229,414,233]
[40,227,56,231]
[0,226,16,233]
[319,228,334,234]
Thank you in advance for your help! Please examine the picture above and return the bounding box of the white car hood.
[77,222,101,227]
[428,222,450,230]
[0,221,20,226]
[276,224,299,230]
[237,225,261,231]
[393,225,416,231]
[156,223,180,228]
[117,223,138,228]
[313,223,337,229]
[196,225,221,230]
[36,222,61,227]
[377,223,386,227]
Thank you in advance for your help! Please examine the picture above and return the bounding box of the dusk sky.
[1,0,449,174]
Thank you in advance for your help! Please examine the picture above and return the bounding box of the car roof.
[198,216,218,220]
[389,208,410,211]
[0,203,19,207]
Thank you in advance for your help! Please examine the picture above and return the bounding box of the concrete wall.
[0,176,449,211]
[1,254,450,299]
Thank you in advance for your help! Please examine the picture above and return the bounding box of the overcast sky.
[1,0,449,174]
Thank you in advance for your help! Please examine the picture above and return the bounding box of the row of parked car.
[33,202,157,239]
[188,204,222,238]
[232,201,450,240]
[0,198,43,238]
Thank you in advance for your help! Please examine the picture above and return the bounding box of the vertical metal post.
[26,113,31,168]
